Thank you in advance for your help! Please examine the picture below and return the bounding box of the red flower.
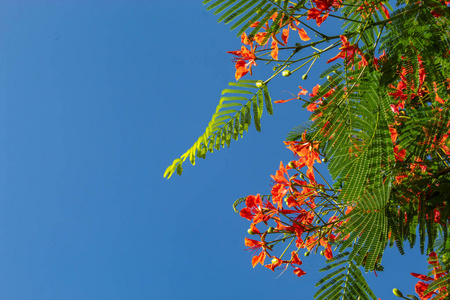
[394,145,406,161]
[307,0,341,26]
[265,257,283,271]
[274,86,308,104]
[327,35,367,67]
[252,251,266,267]
[290,252,306,277]
[271,39,279,60]
[245,238,266,267]
[227,44,257,80]
[389,126,398,143]
[239,194,275,224]
[284,131,321,170]
[293,267,307,277]
[286,19,311,41]
[281,28,289,44]
[314,0,336,10]
[324,244,333,260]
[290,251,302,265]
[411,252,450,299]
[414,281,434,300]
[307,8,322,22]
[271,183,288,208]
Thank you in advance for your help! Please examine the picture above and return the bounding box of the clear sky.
[0,1,428,299]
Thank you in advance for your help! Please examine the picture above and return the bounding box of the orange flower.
[327,35,367,67]
[254,32,268,46]
[239,194,275,224]
[271,39,279,60]
[286,19,311,41]
[293,267,307,277]
[274,86,308,104]
[227,45,257,80]
[394,145,406,161]
[284,131,321,169]
[252,251,266,267]
[306,0,342,26]
[244,237,267,267]
[281,28,289,44]
[298,28,311,41]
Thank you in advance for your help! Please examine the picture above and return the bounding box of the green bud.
[299,173,305,180]
[320,250,325,256]
[271,258,278,264]
[255,81,264,88]
[304,251,310,257]
[302,74,308,80]
[267,227,274,233]
[392,288,403,298]
[247,229,256,235]
[327,75,331,81]
[322,157,328,163]
[288,161,296,169]
[282,70,292,77]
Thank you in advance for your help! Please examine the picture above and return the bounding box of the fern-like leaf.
[164,80,272,178]
[315,252,377,300]
[203,0,297,38]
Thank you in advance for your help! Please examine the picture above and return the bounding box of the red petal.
[298,28,310,41]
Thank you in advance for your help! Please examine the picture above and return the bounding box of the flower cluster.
[240,131,352,277]
[223,0,450,296]
[411,252,449,299]
[227,12,311,80]
[307,0,342,26]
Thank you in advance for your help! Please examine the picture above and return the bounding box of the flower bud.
[247,229,256,235]
[392,288,403,298]
[288,161,296,169]
[302,74,308,80]
[320,250,325,256]
[304,251,310,257]
[255,81,264,88]
[282,70,292,77]
[267,227,274,233]
[271,258,278,264]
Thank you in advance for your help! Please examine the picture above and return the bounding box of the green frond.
[315,252,377,300]
[203,0,297,37]
[310,70,394,204]
[424,272,450,299]
[338,184,390,272]
[286,122,312,142]
[232,197,246,213]
[164,80,272,179]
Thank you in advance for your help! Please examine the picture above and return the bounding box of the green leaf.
[164,80,272,178]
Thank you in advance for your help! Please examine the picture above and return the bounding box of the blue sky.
[0,1,428,299]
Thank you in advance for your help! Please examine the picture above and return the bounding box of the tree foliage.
[166,0,450,299]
